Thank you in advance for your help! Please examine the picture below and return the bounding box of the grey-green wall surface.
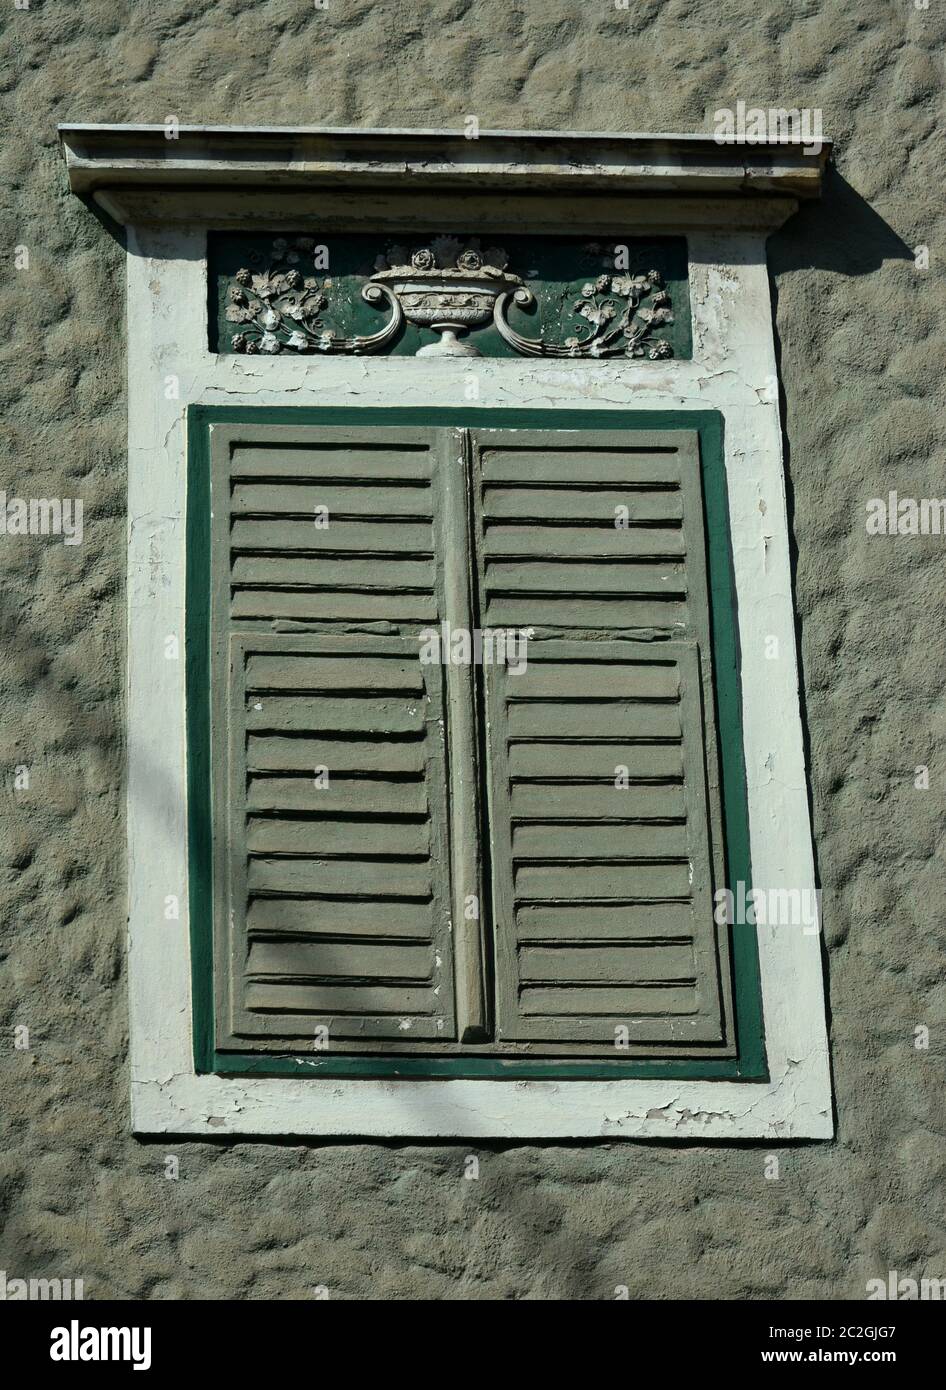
[0,0,944,1300]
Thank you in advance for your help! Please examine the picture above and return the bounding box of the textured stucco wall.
[1,0,944,1299]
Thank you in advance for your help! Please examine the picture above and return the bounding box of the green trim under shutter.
[187,406,766,1081]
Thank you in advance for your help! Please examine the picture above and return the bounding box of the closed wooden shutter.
[203,419,733,1060]
[209,426,461,1049]
[471,429,733,1053]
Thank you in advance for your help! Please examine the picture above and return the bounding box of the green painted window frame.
[187,405,767,1082]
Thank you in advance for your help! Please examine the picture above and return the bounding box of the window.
[189,412,764,1080]
[62,121,832,1137]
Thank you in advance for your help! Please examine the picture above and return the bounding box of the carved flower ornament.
[226,236,398,356]
[558,271,675,359]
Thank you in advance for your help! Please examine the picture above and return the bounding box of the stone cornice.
[59,123,829,231]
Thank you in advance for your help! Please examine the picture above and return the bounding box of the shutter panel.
[209,426,458,1050]
[472,429,734,1053]
[227,634,454,1043]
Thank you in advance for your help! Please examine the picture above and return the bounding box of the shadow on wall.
[766,167,913,1125]
[772,167,915,275]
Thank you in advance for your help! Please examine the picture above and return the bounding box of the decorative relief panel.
[210,233,690,360]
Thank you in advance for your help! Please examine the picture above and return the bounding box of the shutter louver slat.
[483,526,685,560]
[486,487,684,522]
[245,777,429,816]
[231,518,434,550]
[232,482,432,515]
[233,557,435,589]
[230,444,434,480]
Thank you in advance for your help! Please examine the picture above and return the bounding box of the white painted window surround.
[61,126,833,1139]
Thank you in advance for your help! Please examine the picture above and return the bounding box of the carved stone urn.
[367,247,523,357]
